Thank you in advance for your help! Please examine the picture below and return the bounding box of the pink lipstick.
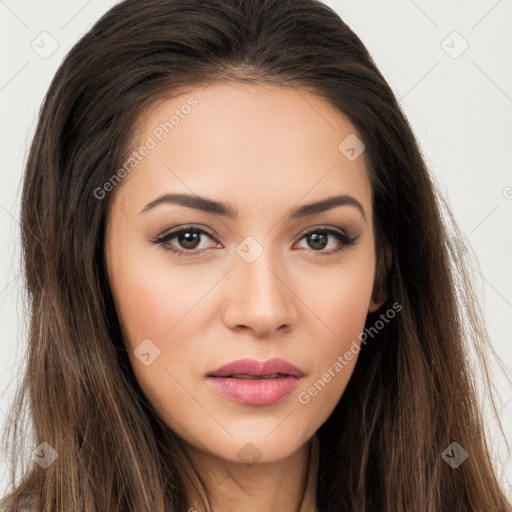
[206,358,305,406]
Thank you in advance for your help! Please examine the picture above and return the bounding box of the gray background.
[1,0,511,499]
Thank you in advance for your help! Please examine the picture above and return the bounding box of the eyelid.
[293,225,358,255]
[294,224,348,241]
[150,224,220,250]
[151,224,358,256]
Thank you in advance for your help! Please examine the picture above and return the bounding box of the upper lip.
[206,358,305,378]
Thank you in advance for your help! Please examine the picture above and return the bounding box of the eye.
[294,227,358,255]
[150,226,218,257]
[151,225,359,257]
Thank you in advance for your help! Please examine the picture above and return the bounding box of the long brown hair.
[1,0,510,510]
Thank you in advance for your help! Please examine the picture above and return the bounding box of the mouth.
[216,373,289,380]
[206,357,305,379]
[206,358,305,406]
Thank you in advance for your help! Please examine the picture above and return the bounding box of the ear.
[368,242,392,313]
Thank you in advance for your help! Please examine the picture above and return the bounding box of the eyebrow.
[140,192,366,221]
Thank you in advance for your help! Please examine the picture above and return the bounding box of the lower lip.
[207,376,301,406]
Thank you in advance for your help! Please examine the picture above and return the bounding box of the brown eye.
[305,231,329,251]
[296,227,357,254]
[152,226,218,256]
[175,230,202,250]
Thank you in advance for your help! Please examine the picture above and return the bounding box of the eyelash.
[151,224,359,258]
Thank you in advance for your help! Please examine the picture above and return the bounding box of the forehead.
[108,82,372,221]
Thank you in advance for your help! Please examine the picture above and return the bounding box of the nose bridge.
[222,237,297,336]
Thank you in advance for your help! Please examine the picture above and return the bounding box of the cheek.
[108,244,208,343]
[299,249,375,400]
[324,265,374,339]
[109,256,209,428]
[308,245,375,339]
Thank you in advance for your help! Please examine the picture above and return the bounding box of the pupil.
[309,232,327,250]
[180,231,200,249]
[175,230,330,251]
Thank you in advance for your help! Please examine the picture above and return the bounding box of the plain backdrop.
[1,0,511,499]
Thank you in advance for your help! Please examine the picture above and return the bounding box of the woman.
[1,0,510,510]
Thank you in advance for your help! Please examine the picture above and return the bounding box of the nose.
[221,251,298,338]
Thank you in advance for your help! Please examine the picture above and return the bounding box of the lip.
[206,358,305,406]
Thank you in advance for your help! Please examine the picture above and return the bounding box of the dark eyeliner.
[150,225,359,257]
[296,226,359,256]
[150,226,218,257]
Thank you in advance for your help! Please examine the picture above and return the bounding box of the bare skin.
[104,82,388,512]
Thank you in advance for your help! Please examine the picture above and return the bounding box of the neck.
[181,438,312,512]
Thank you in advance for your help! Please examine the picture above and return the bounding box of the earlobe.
[368,242,392,313]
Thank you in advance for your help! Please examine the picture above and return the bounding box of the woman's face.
[104,82,385,464]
